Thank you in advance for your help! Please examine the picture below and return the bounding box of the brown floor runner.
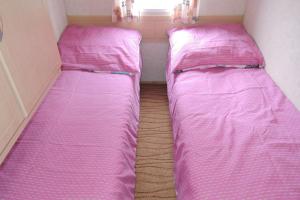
[135,84,176,200]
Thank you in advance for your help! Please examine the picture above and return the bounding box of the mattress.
[167,67,300,199]
[0,70,140,199]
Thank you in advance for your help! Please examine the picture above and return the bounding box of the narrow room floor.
[135,84,176,200]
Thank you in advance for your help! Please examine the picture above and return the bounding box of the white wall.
[64,0,112,16]
[244,0,300,110]
[45,0,68,41]
[200,0,246,16]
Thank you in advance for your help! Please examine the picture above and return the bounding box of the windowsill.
[141,9,171,16]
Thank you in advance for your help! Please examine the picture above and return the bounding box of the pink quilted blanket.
[167,67,300,199]
[0,71,140,199]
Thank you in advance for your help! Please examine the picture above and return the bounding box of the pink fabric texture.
[167,65,300,199]
[0,71,140,199]
[59,25,142,73]
[168,24,265,73]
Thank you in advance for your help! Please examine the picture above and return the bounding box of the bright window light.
[136,0,175,11]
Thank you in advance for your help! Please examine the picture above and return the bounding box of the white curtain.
[172,0,200,24]
[113,0,139,22]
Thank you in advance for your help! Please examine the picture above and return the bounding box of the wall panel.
[45,0,68,41]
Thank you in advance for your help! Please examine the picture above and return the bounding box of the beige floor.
[135,84,176,200]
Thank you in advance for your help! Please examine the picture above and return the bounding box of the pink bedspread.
[0,71,140,199]
[167,67,300,199]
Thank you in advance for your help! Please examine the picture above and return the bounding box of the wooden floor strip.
[135,84,176,200]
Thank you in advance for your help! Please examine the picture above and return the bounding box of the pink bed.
[167,25,300,199]
[0,26,141,199]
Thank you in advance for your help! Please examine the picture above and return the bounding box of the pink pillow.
[59,25,142,73]
[168,24,265,73]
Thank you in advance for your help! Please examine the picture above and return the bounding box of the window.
[136,0,175,15]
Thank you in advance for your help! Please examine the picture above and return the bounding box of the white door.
[0,51,24,161]
[0,0,61,114]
